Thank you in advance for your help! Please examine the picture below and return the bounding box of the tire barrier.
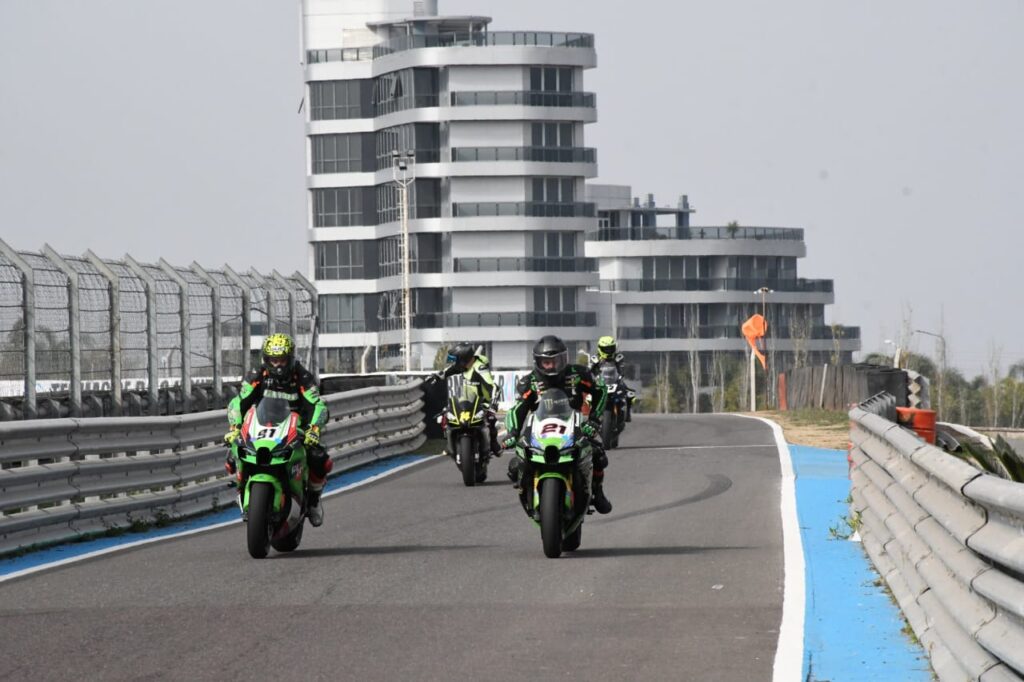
[0,382,426,556]
[850,401,1024,681]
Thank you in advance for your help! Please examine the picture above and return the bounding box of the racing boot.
[307,489,324,527]
[507,457,522,489]
[591,470,613,514]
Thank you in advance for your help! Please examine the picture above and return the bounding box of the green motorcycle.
[230,397,309,559]
[513,387,594,558]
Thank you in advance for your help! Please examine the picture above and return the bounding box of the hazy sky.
[1,1,1022,377]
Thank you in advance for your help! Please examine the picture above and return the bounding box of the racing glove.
[581,421,600,439]
[304,425,321,447]
[502,432,519,449]
[224,425,241,446]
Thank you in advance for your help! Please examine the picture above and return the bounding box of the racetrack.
[0,415,786,682]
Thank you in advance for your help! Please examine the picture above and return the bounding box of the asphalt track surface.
[0,415,785,682]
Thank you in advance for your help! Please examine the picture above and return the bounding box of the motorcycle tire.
[246,482,274,559]
[540,477,565,559]
[271,518,304,553]
[458,434,476,487]
[601,417,615,450]
[562,523,582,552]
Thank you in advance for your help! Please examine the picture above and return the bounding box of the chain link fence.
[0,240,316,420]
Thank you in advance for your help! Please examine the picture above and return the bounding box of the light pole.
[916,328,946,417]
[751,287,772,410]
[391,149,416,371]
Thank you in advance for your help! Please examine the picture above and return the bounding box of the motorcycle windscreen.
[255,397,292,426]
[535,388,573,421]
[599,363,620,385]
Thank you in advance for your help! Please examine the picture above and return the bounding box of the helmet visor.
[535,350,568,376]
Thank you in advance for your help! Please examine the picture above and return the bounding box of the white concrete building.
[301,0,599,371]
[584,185,861,378]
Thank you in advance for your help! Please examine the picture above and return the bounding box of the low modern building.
[584,184,861,380]
[301,0,599,371]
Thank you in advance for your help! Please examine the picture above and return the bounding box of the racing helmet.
[597,335,617,360]
[533,335,568,378]
[261,333,295,379]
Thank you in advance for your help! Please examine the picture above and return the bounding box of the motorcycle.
[441,375,492,486]
[229,397,309,559]
[513,387,594,558]
[597,361,633,449]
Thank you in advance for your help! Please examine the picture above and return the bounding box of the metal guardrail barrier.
[849,401,1024,681]
[0,382,427,556]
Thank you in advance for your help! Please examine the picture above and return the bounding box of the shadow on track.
[276,544,495,558]
[599,474,733,524]
[567,544,755,558]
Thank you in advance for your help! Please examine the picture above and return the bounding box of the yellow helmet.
[261,333,295,378]
[597,335,616,359]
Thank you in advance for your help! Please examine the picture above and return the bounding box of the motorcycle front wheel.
[246,482,274,559]
[539,477,565,558]
[562,523,582,552]
[458,434,476,487]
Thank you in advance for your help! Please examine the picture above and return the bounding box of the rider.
[589,335,635,422]
[431,342,501,457]
[503,335,613,514]
[223,333,331,527]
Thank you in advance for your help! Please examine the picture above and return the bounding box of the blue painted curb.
[791,445,931,681]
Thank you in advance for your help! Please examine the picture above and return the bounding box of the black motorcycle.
[597,361,633,449]
[441,375,492,486]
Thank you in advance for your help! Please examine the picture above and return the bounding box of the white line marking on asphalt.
[631,444,779,451]
[738,415,805,682]
[0,456,439,585]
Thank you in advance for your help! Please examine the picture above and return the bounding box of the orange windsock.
[742,314,768,369]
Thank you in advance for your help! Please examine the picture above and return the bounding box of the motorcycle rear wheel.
[539,477,565,559]
[246,483,273,559]
[271,517,304,553]
[458,434,476,487]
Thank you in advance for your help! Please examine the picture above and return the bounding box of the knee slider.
[592,449,608,471]
[309,446,331,478]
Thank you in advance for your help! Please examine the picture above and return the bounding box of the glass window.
[529,67,574,92]
[312,188,365,227]
[318,294,366,333]
[311,134,364,174]
[310,81,363,121]
[315,241,365,280]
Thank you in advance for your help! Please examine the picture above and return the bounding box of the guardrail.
[850,402,1024,681]
[0,382,427,556]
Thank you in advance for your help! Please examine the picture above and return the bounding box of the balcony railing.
[453,257,594,273]
[373,31,594,58]
[451,146,596,163]
[306,47,374,64]
[452,201,596,218]
[451,90,596,108]
[588,226,805,242]
[600,278,834,293]
[308,32,594,65]
[617,325,860,341]
[378,259,443,277]
[373,94,440,117]
[379,310,596,331]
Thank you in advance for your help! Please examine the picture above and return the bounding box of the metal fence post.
[250,270,276,337]
[291,271,319,376]
[124,255,160,415]
[158,259,191,414]
[223,265,251,373]
[84,249,122,415]
[42,245,81,417]
[0,239,36,419]
[271,270,298,341]
[191,262,222,405]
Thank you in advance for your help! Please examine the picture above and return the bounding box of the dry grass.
[756,409,851,450]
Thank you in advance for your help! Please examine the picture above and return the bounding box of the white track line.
[0,456,439,585]
[736,415,805,682]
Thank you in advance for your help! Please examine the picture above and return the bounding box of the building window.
[531,177,575,203]
[312,188,365,227]
[534,286,577,312]
[532,232,576,258]
[311,134,364,174]
[373,68,439,116]
[376,123,440,170]
[319,347,359,373]
[315,241,365,280]
[378,234,442,277]
[529,66,573,92]
[531,122,574,148]
[376,178,441,224]
[319,294,366,333]
[309,81,363,120]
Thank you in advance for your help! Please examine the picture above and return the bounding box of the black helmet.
[533,335,568,377]
[447,342,475,370]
